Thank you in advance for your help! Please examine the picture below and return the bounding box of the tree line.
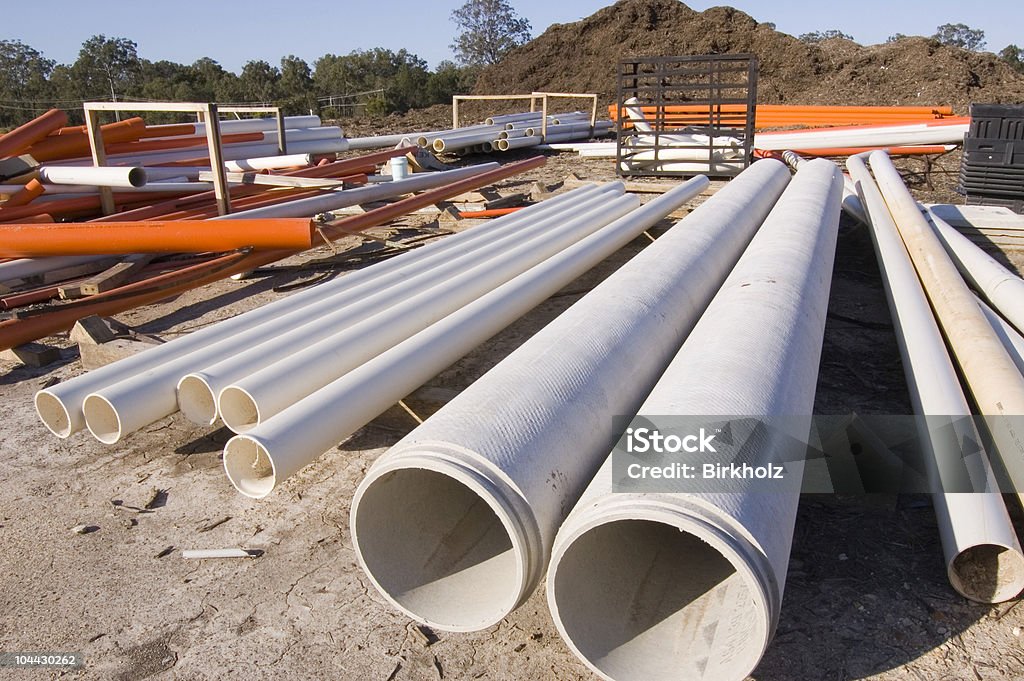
[0,35,484,128]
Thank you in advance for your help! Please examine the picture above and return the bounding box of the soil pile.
[474,0,1024,110]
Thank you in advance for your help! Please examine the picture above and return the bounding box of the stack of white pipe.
[349,159,791,633]
[55,126,347,168]
[34,162,498,439]
[143,115,323,139]
[223,176,713,499]
[848,155,1024,604]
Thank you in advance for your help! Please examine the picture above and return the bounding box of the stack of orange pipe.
[609,104,958,130]
[22,117,147,162]
[0,109,69,158]
[0,156,547,351]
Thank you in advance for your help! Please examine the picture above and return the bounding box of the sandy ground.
[2,150,1023,680]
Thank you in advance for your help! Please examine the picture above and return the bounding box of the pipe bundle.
[848,154,1024,605]
[350,159,792,632]
[348,111,613,155]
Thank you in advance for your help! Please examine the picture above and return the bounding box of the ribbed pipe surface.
[349,161,791,632]
[546,158,843,681]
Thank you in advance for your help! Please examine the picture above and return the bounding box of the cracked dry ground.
[1,151,1023,680]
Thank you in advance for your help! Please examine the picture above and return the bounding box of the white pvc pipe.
[927,210,1024,335]
[55,138,349,169]
[32,162,503,439]
[180,548,254,560]
[433,130,507,153]
[622,98,653,133]
[547,159,843,681]
[209,163,497,221]
[54,183,606,443]
[346,133,424,150]
[981,299,1024,375]
[174,185,621,426]
[144,115,321,139]
[0,255,116,283]
[756,123,968,151]
[213,193,640,433]
[224,177,711,502]
[870,150,1024,496]
[38,165,147,188]
[224,153,313,172]
[849,155,1024,604]
[348,161,790,632]
[497,137,541,151]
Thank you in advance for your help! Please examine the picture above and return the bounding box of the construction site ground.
[2,148,1024,680]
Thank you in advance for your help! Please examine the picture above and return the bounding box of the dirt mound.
[474,0,1024,110]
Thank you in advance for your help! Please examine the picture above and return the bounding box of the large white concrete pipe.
[175,185,623,426]
[927,210,1024,336]
[208,163,496,221]
[214,192,640,433]
[38,165,147,188]
[546,158,843,681]
[224,176,711,502]
[849,155,1024,603]
[79,184,618,443]
[870,151,1024,499]
[33,165,552,438]
[782,150,866,223]
[348,161,790,632]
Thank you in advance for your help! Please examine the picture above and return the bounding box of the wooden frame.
[451,92,598,141]
[82,102,286,216]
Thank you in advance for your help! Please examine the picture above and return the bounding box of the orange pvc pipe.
[458,207,525,218]
[0,156,546,350]
[2,179,45,207]
[0,191,189,222]
[793,145,953,157]
[0,218,316,257]
[136,123,201,139]
[24,117,147,162]
[0,109,69,158]
[103,131,265,155]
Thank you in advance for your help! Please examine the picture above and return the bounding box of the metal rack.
[615,54,758,178]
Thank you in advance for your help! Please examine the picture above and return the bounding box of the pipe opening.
[223,436,276,498]
[82,394,123,444]
[355,468,519,631]
[35,391,72,438]
[177,375,218,426]
[950,544,1024,603]
[218,386,261,433]
[551,519,767,681]
[126,167,147,188]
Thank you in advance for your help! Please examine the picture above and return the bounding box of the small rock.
[1013,626,1021,637]
[72,524,97,534]
[838,553,849,561]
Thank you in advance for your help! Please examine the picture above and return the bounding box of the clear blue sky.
[3,0,1021,72]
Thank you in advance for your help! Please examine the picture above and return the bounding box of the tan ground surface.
[2,150,1023,680]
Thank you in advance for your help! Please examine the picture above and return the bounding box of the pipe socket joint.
[352,443,544,632]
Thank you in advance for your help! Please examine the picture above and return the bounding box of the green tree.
[886,33,908,43]
[0,40,55,127]
[70,35,143,102]
[932,23,986,51]
[238,59,280,103]
[799,30,854,43]
[279,55,316,114]
[1000,45,1024,73]
[450,0,531,66]
[425,60,477,104]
